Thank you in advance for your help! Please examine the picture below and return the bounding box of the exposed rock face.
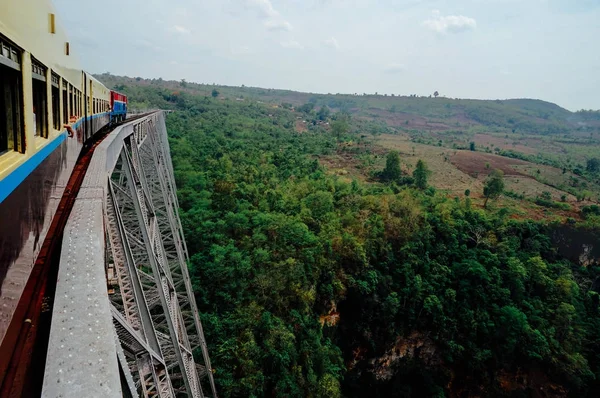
[371,331,441,381]
[359,332,568,397]
[551,226,600,267]
[319,301,340,327]
[497,368,568,398]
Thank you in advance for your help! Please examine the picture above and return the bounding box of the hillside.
[97,73,594,137]
[98,73,600,219]
[93,74,600,397]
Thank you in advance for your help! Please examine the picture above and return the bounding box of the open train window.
[51,73,60,130]
[69,85,74,118]
[62,80,68,126]
[75,90,80,117]
[0,36,25,153]
[31,58,48,138]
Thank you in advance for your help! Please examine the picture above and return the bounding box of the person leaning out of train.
[63,115,78,138]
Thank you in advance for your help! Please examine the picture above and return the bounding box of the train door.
[83,72,88,140]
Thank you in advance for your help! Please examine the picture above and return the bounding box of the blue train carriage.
[0,0,113,346]
[110,90,128,123]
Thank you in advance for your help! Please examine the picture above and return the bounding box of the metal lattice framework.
[106,116,216,397]
[42,112,216,397]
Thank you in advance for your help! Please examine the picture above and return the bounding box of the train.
[0,0,127,347]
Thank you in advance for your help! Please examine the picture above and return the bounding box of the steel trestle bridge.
[2,112,216,397]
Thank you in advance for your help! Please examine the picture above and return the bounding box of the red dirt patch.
[450,151,531,177]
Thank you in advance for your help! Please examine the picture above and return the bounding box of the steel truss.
[105,115,217,397]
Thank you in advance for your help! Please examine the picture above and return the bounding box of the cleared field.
[359,109,455,131]
[450,151,531,177]
[376,134,483,196]
[504,176,577,202]
[372,134,592,221]
[472,133,538,155]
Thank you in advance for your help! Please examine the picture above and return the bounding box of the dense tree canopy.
[116,87,600,397]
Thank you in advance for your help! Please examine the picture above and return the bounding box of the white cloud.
[265,19,293,31]
[423,10,477,34]
[246,0,293,33]
[323,37,340,49]
[171,25,191,34]
[280,40,303,49]
[247,0,278,18]
[231,45,253,55]
[384,63,407,73]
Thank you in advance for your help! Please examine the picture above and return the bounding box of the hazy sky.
[53,0,600,111]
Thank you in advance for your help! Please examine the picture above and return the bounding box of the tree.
[211,88,219,98]
[413,159,431,189]
[383,151,402,181]
[331,117,349,140]
[298,102,315,114]
[483,169,505,208]
[180,79,187,87]
[586,158,600,173]
[469,142,476,151]
[434,91,439,98]
[317,106,330,121]
[540,191,552,201]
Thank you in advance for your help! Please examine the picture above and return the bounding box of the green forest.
[113,79,600,396]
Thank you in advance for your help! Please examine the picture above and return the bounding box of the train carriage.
[0,0,125,347]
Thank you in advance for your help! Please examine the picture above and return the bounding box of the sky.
[53,0,600,111]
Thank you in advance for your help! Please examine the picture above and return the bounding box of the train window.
[69,85,74,118]
[51,73,60,130]
[75,90,80,117]
[0,36,24,153]
[0,64,25,154]
[62,81,68,126]
[31,58,48,138]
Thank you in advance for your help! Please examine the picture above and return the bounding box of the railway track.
[0,114,150,397]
